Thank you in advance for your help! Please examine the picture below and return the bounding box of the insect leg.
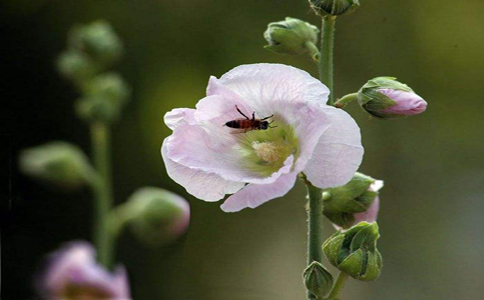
[261,114,274,120]
[235,105,250,120]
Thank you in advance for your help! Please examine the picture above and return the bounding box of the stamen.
[252,141,281,163]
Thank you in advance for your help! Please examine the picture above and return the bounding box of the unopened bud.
[308,0,360,17]
[19,142,95,190]
[357,77,428,119]
[323,173,383,229]
[303,261,333,298]
[264,17,319,59]
[118,187,190,246]
[57,50,97,82]
[75,73,130,123]
[323,222,383,281]
[68,20,123,66]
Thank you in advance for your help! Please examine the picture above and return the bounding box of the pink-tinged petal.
[354,196,380,224]
[165,124,295,184]
[304,106,364,188]
[38,241,131,299]
[209,63,330,107]
[194,94,252,126]
[378,89,427,115]
[221,172,298,212]
[112,266,131,299]
[162,138,244,201]
[43,241,95,294]
[164,108,197,130]
[271,100,331,173]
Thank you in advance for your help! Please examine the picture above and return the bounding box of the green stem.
[305,180,324,300]
[319,16,337,105]
[326,272,349,300]
[334,93,358,109]
[304,41,321,63]
[91,122,114,268]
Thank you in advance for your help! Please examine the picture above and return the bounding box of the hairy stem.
[91,122,114,267]
[326,272,349,300]
[319,16,337,105]
[306,180,324,300]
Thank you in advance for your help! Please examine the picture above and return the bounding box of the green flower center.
[237,118,299,177]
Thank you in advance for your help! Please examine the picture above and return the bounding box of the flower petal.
[164,108,196,130]
[378,89,428,115]
[162,138,244,201]
[165,122,295,184]
[209,63,330,107]
[354,196,380,224]
[304,106,364,188]
[220,172,298,212]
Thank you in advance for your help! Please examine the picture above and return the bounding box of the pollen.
[252,141,282,163]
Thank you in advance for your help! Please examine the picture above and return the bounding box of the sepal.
[303,261,333,298]
[323,222,383,281]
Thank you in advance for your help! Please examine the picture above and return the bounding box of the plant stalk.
[319,16,337,105]
[306,180,324,300]
[326,272,349,300]
[91,122,114,267]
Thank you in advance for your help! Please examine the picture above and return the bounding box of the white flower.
[161,63,364,212]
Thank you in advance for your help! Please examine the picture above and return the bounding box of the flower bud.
[57,50,97,82]
[19,142,96,190]
[323,173,383,229]
[303,261,333,298]
[308,0,360,17]
[357,77,428,119]
[323,222,382,281]
[36,241,131,299]
[118,187,190,246]
[68,20,123,66]
[75,73,131,123]
[264,17,319,58]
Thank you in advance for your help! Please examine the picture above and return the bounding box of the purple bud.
[37,241,130,299]
[378,89,427,116]
[357,77,428,119]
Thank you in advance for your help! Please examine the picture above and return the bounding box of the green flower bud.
[116,187,190,246]
[308,0,360,17]
[264,17,319,59]
[19,142,96,190]
[357,77,428,119]
[303,261,333,298]
[323,173,383,229]
[68,20,123,67]
[57,50,97,82]
[323,222,382,281]
[75,73,131,123]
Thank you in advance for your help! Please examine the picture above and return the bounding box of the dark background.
[1,0,484,299]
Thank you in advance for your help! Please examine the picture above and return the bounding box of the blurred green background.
[2,0,484,299]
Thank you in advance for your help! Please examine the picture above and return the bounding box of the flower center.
[252,141,282,163]
[237,117,299,177]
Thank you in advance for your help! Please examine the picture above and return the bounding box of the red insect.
[224,106,276,133]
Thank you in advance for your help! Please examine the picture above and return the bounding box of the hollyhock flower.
[161,63,364,212]
[357,77,427,119]
[37,241,130,299]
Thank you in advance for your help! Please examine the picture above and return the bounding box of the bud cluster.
[57,21,130,124]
